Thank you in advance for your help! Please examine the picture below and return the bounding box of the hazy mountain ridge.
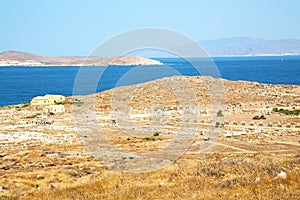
[128,37,300,58]
[199,37,300,56]
[2,37,300,60]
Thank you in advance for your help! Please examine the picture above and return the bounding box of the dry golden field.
[0,76,299,199]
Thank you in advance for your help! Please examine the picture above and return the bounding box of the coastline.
[1,76,299,108]
[0,51,163,66]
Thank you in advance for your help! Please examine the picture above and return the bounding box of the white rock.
[277,171,287,179]
[0,186,3,192]
[159,181,165,186]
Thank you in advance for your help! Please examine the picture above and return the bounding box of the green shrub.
[16,103,29,111]
[71,101,83,105]
[24,113,40,118]
[273,108,300,115]
[142,137,155,141]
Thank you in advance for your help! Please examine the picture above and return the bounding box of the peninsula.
[0,51,162,66]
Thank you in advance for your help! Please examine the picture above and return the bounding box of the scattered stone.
[50,184,56,189]
[277,171,287,179]
[159,181,165,187]
[0,153,8,158]
[44,152,60,158]
[0,165,9,170]
[37,174,45,180]
[255,177,261,183]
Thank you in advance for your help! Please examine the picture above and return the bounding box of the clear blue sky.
[1,0,300,56]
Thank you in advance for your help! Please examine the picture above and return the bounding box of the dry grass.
[1,76,300,199]
[0,153,293,200]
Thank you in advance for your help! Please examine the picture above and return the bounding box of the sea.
[0,56,299,107]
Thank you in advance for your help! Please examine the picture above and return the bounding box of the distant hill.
[2,37,300,62]
[198,37,300,57]
[127,37,300,58]
[0,51,162,66]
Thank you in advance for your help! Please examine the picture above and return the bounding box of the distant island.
[0,51,162,66]
[199,37,300,57]
[138,37,300,57]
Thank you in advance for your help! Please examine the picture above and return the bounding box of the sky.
[1,0,300,56]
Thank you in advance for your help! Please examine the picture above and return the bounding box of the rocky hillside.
[0,51,162,66]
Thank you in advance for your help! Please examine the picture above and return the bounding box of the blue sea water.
[0,56,299,107]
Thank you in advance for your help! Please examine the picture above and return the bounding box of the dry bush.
[13,153,299,200]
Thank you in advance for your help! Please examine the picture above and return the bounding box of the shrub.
[253,115,266,120]
[55,101,69,105]
[273,108,300,115]
[253,116,260,120]
[260,115,266,119]
[56,100,83,106]
[142,137,155,141]
[24,113,40,118]
[153,132,160,137]
[16,103,29,111]
[71,101,83,106]
[217,110,224,117]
